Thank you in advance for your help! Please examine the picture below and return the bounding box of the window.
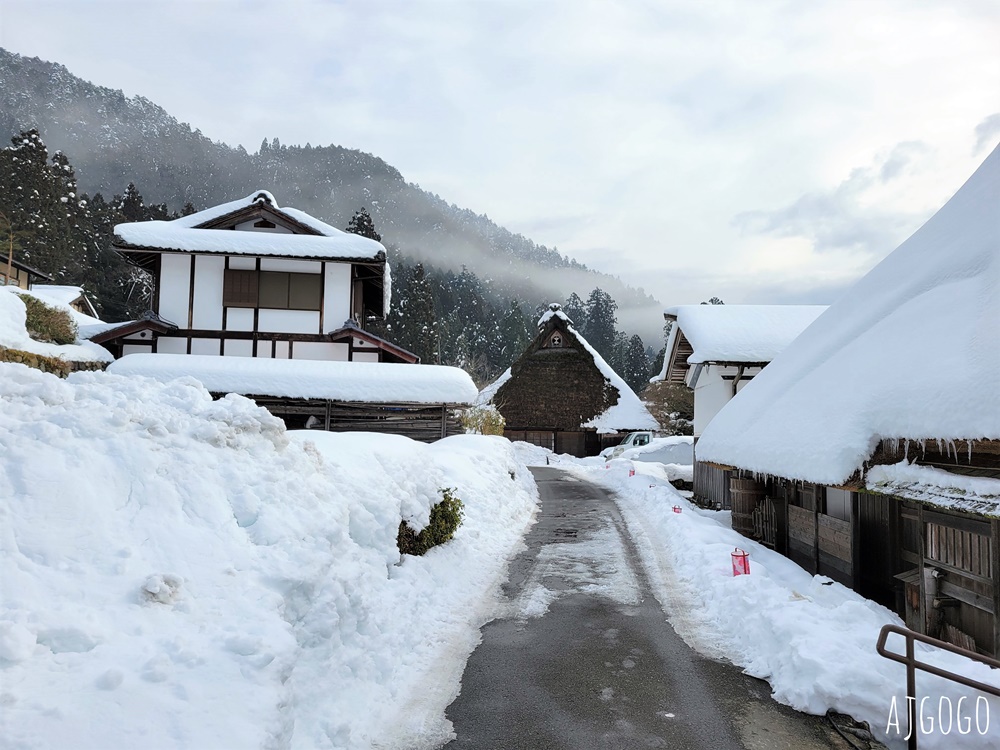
[223,269,258,308]
[824,488,851,521]
[223,269,322,311]
[550,333,562,347]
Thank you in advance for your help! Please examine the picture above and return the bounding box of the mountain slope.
[0,48,661,341]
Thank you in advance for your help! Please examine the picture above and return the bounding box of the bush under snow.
[0,363,538,749]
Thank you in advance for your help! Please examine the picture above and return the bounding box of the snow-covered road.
[444,467,849,749]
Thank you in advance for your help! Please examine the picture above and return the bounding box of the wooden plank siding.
[787,504,816,574]
[694,461,732,509]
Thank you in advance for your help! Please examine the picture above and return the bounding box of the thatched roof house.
[696,144,1000,655]
[481,303,657,456]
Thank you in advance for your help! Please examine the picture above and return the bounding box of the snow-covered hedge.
[1,364,538,749]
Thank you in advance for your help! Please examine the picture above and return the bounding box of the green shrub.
[461,404,506,435]
[16,294,77,345]
[0,344,73,377]
[397,488,465,556]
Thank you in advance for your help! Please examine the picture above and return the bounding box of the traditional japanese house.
[652,304,825,508]
[102,190,475,439]
[106,190,393,360]
[480,303,658,457]
[696,145,1000,656]
[0,257,53,290]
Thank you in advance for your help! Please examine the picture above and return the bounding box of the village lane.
[443,467,853,750]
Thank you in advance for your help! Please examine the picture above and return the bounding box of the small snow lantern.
[672,505,682,514]
[731,548,750,576]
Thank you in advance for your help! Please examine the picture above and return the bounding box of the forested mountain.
[0,48,664,386]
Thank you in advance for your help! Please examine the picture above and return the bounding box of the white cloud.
[1,0,998,315]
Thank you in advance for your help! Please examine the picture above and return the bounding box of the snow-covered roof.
[477,367,511,406]
[663,305,826,366]
[508,304,657,433]
[114,190,385,261]
[107,354,479,405]
[30,285,90,309]
[697,144,1000,485]
[867,462,1000,518]
[171,190,342,237]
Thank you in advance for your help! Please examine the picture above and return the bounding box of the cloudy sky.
[1,0,998,309]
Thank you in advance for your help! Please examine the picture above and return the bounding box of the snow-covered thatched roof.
[108,354,478,406]
[482,304,657,434]
[697,144,1000,486]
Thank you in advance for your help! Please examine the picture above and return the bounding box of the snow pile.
[0,286,113,363]
[698,145,1000,484]
[661,304,826,367]
[0,364,537,749]
[513,447,1000,748]
[867,461,1000,517]
[108,353,479,405]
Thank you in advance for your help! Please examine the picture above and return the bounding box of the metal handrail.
[876,624,1000,750]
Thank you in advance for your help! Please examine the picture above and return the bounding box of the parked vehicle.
[600,433,693,464]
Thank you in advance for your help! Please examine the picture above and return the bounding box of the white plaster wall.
[353,351,379,363]
[260,258,321,274]
[226,308,255,332]
[224,340,254,357]
[274,341,290,359]
[254,346,273,359]
[693,366,732,437]
[159,254,191,326]
[331,342,350,362]
[235,220,291,234]
[294,342,339,361]
[192,256,224,329]
[122,344,153,356]
[259,309,319,334]
[191,339,220,356]
[228,256,256,271]
[157,337,188,355]
[324,263,351,329]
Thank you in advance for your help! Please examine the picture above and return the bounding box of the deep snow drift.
[0,364,537,749]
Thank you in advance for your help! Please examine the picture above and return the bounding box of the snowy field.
[517,445,1000,750]
[0,364,538,750]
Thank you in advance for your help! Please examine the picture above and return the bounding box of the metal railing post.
[877,624,1000,750]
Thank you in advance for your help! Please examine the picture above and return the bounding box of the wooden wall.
[694,461,731,509]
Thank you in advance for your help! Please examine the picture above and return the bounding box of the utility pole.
[0,211,13,287]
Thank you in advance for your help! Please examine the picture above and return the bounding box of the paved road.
[444,467,851,750]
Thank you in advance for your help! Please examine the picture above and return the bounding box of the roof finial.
[548,302,561,311]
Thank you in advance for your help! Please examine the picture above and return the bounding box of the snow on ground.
[514,444,1000,749]
[1,364,537,750]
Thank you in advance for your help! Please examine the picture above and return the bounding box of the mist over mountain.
[0,47,663,353]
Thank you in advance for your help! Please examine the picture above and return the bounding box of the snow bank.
[108,353,479,405]
[0,286,113,363]
[697,145,1000,484]
[516,447,1000,748]
[0,364,537,749]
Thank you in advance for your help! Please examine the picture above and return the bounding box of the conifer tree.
[345,207,382,242]
[581,287,618,362]
[622,334,650,394]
